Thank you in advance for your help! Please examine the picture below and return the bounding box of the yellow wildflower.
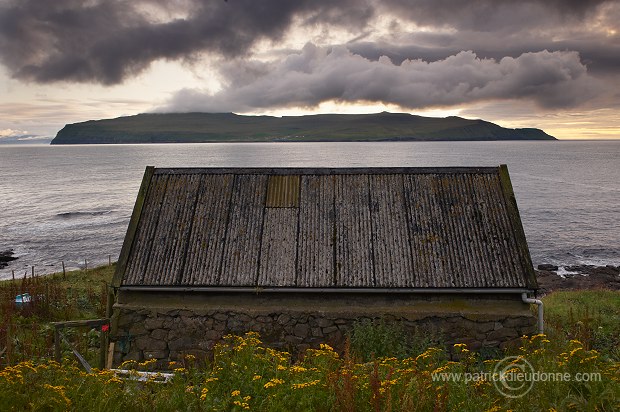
[264,378,285,389]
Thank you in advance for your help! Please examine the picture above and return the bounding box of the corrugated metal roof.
[117,166,537,290]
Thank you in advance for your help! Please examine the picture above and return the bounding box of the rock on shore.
[0,249,18,268]
[536,264,620,295]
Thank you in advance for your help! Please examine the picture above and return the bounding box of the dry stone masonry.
[112,304,536,365]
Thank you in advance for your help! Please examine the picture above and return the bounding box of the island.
[51,112,556,144]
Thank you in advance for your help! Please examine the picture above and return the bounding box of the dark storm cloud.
[158,44,601,113]
[379,0,609,32]
[348,34,620,75]
[0,0,374,84]
[0,0,617,114]
[1,0,616,86]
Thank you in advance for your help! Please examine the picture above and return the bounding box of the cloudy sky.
[1,0,618,141]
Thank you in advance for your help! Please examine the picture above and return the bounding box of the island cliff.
[51,112,555,144]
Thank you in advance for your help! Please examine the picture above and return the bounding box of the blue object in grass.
[15,293,32,307]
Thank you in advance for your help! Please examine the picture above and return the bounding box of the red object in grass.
[101,324,110,332]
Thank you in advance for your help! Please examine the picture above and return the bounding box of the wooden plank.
[52,318,109,328]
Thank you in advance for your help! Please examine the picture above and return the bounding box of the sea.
[0,141,619,280]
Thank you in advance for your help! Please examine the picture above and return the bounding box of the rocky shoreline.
[535,264,620,295]
[0,249,18,269]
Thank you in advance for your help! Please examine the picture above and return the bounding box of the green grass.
[0,265,114,365]
[52,112,555,144]
[543,290,620,360]
[1,268,619,411]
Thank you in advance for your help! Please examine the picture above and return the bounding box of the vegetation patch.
[1,267,619,410]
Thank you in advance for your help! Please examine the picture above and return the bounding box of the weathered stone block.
[168,336,194,352]
[204,329,222,340]
[144,318,165,330]
[135,336,167,351]
[151,328,168,341]
[236,313,252,323]
[503,317,531,329]
[284,335,304,344]
[227,318,246,332]
[129,323,148,336]
[293,323,310,338]
[487,327,518,341]
[316,318,334,328]
[277,314,290,325]
[311,327,323,337]
[163,317,181,329]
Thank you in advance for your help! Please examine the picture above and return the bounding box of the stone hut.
[109,166,539,365]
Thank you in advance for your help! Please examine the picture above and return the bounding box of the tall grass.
[0,265,113,366]
[0,332,618,411]
[543,290,620,361]
[1,266,619,411]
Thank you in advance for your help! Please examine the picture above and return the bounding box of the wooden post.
[62,261,66,280]
[84,259,87,272]
[54,326,61,363]
[99,326,106,370]
[106,343,115,370]
[31,266,35,278]
[108,255,112,266]
[12,270,15,282]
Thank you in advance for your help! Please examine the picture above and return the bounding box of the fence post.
[99,327,107,370]
[62,261,66,280]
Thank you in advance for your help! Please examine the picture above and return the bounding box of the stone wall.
[111,292,537,366]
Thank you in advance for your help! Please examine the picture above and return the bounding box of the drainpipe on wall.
[521,293,544,334]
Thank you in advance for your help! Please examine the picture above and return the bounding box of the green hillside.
[51,112,555,144]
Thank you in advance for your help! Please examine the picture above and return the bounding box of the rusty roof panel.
[266,175,300,208]
[119,167,536,290]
